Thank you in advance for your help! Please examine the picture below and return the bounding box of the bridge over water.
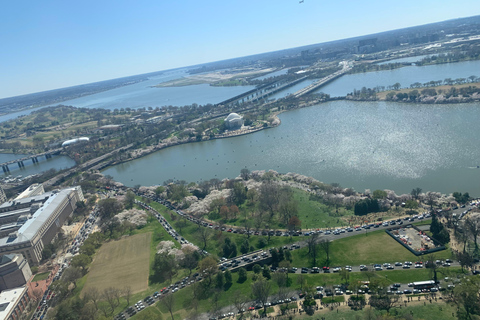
[0,148,63,173]
[217,76,308,106]
[292,62,352,98]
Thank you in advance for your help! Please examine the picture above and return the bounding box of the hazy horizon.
[1,0,479,99]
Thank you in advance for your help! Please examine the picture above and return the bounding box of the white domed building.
[224,113,244,130]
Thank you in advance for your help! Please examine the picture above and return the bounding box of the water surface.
[103,100,480,196]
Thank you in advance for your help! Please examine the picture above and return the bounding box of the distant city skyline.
[1,0,479,99]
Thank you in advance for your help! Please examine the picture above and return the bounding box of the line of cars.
[32,210,100,320]
[135,200,190,245]
[67,209,99,254]
[115,274,203,320]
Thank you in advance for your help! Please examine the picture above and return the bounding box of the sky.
[1,0,479,99]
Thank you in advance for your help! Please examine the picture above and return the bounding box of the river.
[102,100,480,196]
[0,153,76,178]
[317,60,480,97]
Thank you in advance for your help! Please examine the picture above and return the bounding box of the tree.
[197,227,211,250]
[287,216,301,231]
[222,238,237,258]
[215,272,225,289]
[70,254,92,270]
[153,252,177,283]
[449,276,480,319]
[372,189,387,200]
[155,186,165,196]
[320,239,331,265]
[253,264,262,274]
[465,217,480,252]
[231,182,247,205]
[238,267,247,283]
[162,293,175,320]
[97,198,123,220]
[199,256,218,287]
[124,190,135,209]
[262,265,271,280]
[233,293,249,319]
[240,168,250,180]
[63,267,83,290]
[224,269,233,287]
[123,286,132,306]
[369,294,399,314]
[339,267,350,285]
[425,254,440,284]
[457,251,474,271]
[251,276,271,315]
[103,287,121,315]
[306,232,320,266]
[411,187,422,199]
[392,82,401,90]
[259,181,281,217]
[240,239,250,254]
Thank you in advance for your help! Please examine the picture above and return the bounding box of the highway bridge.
[217,76,308,107]
[0,148,62,173]
[292,61,352,98]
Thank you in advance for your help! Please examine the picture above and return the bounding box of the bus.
[413,280,435,290]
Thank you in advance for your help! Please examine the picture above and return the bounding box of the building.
[224,113,244,130]
[0,187,6,206]
[61,137,89,147]
[0,286,29,320]
[0,187,84,265]
[14,184,45,201]
[0,255,32,291]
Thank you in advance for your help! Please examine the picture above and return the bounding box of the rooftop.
[0,286,27,320]
[0,187,79,247]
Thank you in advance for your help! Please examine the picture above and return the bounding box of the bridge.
[292,61,352,98]
[217,76,308,106]
[0,148,63,173]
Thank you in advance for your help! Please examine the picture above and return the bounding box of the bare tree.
[306,232,320,266]
[320,239,331,265]
[465,217,480,252]
[103,287,120,315]
[123,286,132,306]
[84,287,100,310]
[163,294,175,320]
[197,227,211,250]
[32,288,43,302]
[232,292,249,318]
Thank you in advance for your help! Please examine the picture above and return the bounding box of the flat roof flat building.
[0,286,29,320]
[0,187,83,265]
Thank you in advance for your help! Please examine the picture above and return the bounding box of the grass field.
[83,232,152,294]
[148,200,296,258]
[291,230,453,267]
[32,272,50,282]
[294,303,457,320]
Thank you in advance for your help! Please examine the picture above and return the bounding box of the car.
[395,262,402,266]
[403,289,412,294]
[359,265,368,271]
[386,265,394,269]
[403,264,410,269]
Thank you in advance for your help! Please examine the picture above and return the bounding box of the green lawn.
[293,303,457,320]
[291,189,354,230]
[148,200,296,258]
[32,272,50,282]
[290,229,453,267]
